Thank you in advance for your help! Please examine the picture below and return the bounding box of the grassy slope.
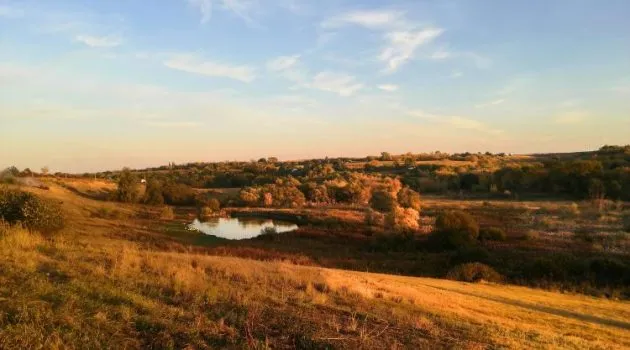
[1,184,629,349]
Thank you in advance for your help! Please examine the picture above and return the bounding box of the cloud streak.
[379,28,443,72]
[267,55,300,71]
[475,99,505,108]
[188,0,258,25]
[164,54,256,82]
[309,72,363,96]
[322,9,406,29]
[378,84,399,92]
[75,35,121,48]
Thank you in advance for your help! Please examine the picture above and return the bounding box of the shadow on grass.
[421,283,630,330]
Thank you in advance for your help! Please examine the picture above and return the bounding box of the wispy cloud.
[378,84,399,92]
[75,35,121,48]
[266,55,300,71]
[322,9,405,29]
[379,28,443,72]
[309,72,363,96]
[189,0,213,23]
[475,99,505,108]
[188,0,258,25]
[164,54,255,82]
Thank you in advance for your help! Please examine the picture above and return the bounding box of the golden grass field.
[1,182,629,349]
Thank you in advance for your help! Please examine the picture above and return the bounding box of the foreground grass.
[2,223,629,349]
[1,184,629,348]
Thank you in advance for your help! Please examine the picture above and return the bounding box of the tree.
[40,166,49,176]
[433,210,479,248]
[20,168,33,177]
[239,187,260,206]
[380,152,393,161]
[144,179,164,205]
[116,168,140,203]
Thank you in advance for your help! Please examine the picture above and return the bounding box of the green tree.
[116,168,140,203]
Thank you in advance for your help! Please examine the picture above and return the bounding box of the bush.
[397,187,421,211]
[433,210,479,248]
[447,263,503,283]
[0,187,65,234]
[369,190,397,213]
[159,206,175,220]
[206,198,221,212]
[385,206,420,232]
[364,208,385,227]
[479,227,506,241]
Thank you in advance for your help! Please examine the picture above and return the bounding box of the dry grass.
[1,182,628,348]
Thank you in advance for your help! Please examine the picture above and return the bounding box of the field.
[1,181,629,349]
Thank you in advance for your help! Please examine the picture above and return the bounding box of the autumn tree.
[116,168,140,203]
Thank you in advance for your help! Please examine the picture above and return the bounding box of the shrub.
[479,227,506,241]
[159,206,175,220]
[385,206,420,232]
[369,189,397,213]
[0,187,65,234]
[364,208,385,227]
[446,263,503,283]
[397,187,421,211]
[433,210,479,248]
[197,198,221,218]
[523,230,540,241]
[239,187,260,206]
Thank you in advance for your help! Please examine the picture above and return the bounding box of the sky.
[1,0,629,172]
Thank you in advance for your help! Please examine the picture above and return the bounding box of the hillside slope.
[0,184,628,349]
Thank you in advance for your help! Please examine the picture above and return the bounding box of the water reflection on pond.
[187,217,298,240]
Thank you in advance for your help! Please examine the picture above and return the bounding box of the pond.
[187,217,299,240]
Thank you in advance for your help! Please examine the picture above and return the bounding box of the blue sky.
[1,0,629,172]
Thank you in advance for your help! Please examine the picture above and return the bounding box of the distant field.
[344,155,533,170]
[1,182,628,348]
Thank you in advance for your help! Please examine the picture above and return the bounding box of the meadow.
[1,178,629,349]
